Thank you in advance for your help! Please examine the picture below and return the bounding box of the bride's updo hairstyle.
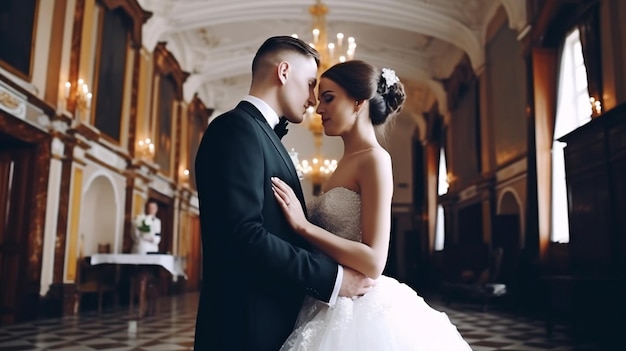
[321,60,406,126]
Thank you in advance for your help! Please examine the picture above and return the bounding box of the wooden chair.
[74,257,119,315]
[98,243,111,253]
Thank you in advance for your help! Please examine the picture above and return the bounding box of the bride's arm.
[272,151,392,279]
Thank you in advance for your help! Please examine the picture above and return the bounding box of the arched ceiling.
[138,0,527,115]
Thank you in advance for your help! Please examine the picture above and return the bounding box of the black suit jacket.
[193,101,338,351]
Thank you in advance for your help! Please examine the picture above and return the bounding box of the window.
[551,29,592,243]
[438,147,449,196]
[0,0,37,78]
[93,8,130,142]
[151,43,186,178]
[155,76,176,175]
[435,147,448,251]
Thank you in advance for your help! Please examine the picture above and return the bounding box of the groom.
[193,36,374,351]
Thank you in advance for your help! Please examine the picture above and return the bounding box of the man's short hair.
[251,36,320,74]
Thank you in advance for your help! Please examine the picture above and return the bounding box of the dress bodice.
[307,187,362,242]
[281,188,472,351]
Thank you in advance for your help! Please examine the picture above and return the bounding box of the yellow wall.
[65,167,84,282]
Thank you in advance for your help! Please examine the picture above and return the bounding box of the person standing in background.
[132,200,161,254]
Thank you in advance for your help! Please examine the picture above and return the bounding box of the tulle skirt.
[280,276,472,351]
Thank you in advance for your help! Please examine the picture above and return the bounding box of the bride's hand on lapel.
[271,177,308,233]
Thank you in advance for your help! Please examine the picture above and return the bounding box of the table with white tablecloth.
[90,253,187,318]
[90,253,187,279]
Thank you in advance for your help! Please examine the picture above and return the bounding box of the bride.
[272,60,472,350]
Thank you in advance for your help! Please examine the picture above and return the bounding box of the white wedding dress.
[280,187,472,351]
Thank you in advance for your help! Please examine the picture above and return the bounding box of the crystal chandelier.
[291,107,338,196]
[289,0,354,196]
[293,0,356,73]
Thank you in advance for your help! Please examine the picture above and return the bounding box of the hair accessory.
[381,68,400,88]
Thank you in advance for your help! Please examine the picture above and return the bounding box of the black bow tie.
[273,117,289,139]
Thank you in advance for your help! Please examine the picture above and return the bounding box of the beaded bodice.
[307,187,362,242]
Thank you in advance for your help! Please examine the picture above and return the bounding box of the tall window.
[155,76,176,175]
[0,0,37,78]
[94,8,129,142]
[552,29,592,243]
[435,147,448,251]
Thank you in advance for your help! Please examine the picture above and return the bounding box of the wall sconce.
[182,168,190,184]
[65,79,92,120]
[589,97,602,117]
[137,138,155,160]
[446,172,457,184]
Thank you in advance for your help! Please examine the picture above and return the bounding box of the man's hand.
[339,267,377,298]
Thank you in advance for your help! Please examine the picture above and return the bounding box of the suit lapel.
[237,102,306,204]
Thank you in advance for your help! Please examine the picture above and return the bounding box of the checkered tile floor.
[437,302,604,351]
[0,292,608,350]
[0,296,197,351]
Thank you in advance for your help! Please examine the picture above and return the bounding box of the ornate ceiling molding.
[142,15,171,52]
[137,0,521,115]
[160,1,484,71]
[500,0,528,32]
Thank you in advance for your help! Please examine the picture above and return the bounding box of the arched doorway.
[80,175,119,255]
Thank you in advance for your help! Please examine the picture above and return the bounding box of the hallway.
[0,292,604,351]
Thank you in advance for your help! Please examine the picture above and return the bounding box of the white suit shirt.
[132,214,161,254]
